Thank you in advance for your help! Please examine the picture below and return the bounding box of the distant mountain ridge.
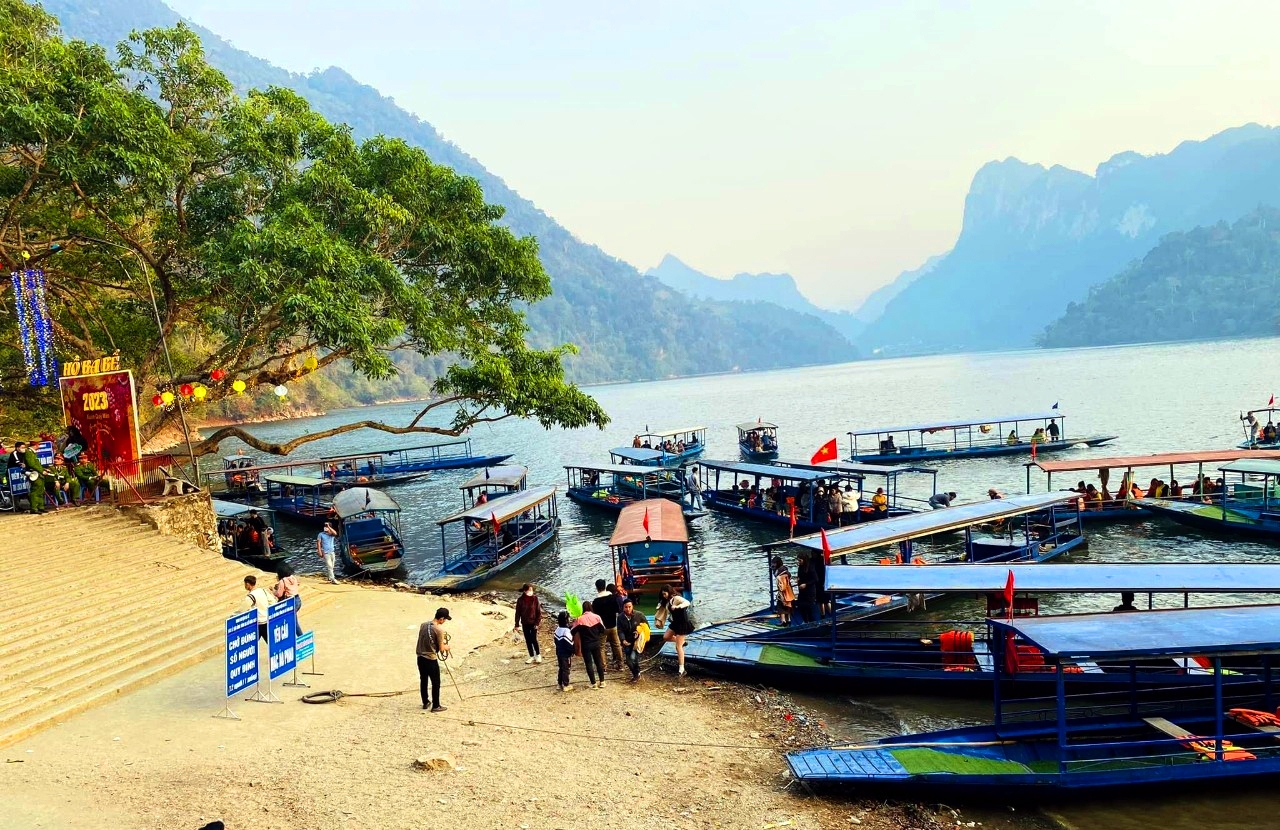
[646,255,865,343]
[45,0,858,382]
[1039,207,1280,348]
[858,124,1280,356]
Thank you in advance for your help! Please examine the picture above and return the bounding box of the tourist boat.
[1239,405,1280,449]
[261,474,336,525]
[678,492,1083,653]
[1138,458,1280,540]
[610,499,692,630]
[698,459,934,534]
[1025,450,1279,522]
[331,487,405,574]
[565,463,707,520]
[607,446,669,467]
[786,604,1280,797]
[459,465,528,508]
[679,561,1280,695]
[209,454,426,502]
[624,426,706,464]
[846,411,1117,464]
[332,437,512,475]
[212,499,287,571]
[774,458,939,514]
[737,420,779,461]
[422,485,559,592]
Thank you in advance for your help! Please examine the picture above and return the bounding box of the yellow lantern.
[303,354,319,372]
[192,385,208,401]
[160,390,175,406]
[274,384,288,398]
[232,379,247,394]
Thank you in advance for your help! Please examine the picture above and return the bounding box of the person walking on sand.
[514,583,543,664]
[272,562,302,636]
[554,611,575,692]
[316,523,339,584]
[417,607,452,712]
[593,578,623,671]
[616,598,648,682]
[572,600,607,689]
[243,575,272,643]
[658,587,695,678]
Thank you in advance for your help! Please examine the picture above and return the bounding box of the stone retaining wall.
[118,491,219,552]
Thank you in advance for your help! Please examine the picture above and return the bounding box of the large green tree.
[0,0,606,454]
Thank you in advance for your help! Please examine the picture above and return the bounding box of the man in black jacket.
[593,579,623,671]
[615,598,648,682]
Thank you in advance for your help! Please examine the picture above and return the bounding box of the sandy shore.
[0,584,1053,830]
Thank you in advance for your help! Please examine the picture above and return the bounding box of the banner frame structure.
[248,597,297,704]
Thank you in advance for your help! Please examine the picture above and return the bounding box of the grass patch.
[890,748,1032,775]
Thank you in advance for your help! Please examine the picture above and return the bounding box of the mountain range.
[45,0,858,383]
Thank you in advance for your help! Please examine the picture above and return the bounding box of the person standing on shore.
[554,611,574,692]
[513,583,543,664]
[771,556,795,626]
[243,575,272,643]
[21,441,46,514]
[316,523,339,584]
[417,607,451,712]
[572,600,607,689]
[593,579,623,671]
[272,562,302,636]
[616,598,648,683]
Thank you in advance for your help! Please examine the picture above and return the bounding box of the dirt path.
[0,584,1052,830]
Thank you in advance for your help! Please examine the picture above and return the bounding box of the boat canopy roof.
[848,411,1063,437]
[991,604,1280,660]
[609,447,668,463]
[824,562,1280,594]
[262,473,329,487]
[699,459,835,482]
[567,463,674,476]
[638,426,705,438]
[1219,458,1280,476]
[1032,450,1275,474]
[609,499,688,546]
[437,484,557,525]
[459,465,528,490]
[332,487,400,518]
[212,498,267,518]
[223,454,258,464]
[790,492,1076,554]
[776,458,935,477]
[736,421,777,432]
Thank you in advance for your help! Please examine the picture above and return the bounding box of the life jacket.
[1228,708,1280,728]
[1181,737,1255,762]
[940,630,976,671]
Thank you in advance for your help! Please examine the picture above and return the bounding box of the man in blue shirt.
[316,523,338,584]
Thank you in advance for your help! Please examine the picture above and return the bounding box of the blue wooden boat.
[1025,450,1277,523]
[787,604,1280,797]
[625,426,706,464]
[698,459,934,534]
[208,454,426,502]
[423,485,559,592]
[1138,458,1280,541]
[565,463,707,520]
[610,499,692,629]
[1238,405,1280,449]
[847,411,1117,464]
[337,437,512,475]
[738,420,779,461]
[774,458,939,514]
[331,487,405,574]
[459,464,528,508]
[212,499,287,571]
[679,561,1280,695]
[262,474,336,525]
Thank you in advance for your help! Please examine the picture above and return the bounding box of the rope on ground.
[432,713,780,751]
[301,689,410,704]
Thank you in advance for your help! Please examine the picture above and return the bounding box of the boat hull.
[739,443,779,462]
[701,491,910,534]
[851,436,1118,464]
[377,453,513,475]
[567,488,705,521]
[1138,498,1280,541]
[422,523,557,592]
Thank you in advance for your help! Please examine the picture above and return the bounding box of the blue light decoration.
[10,267,57,386]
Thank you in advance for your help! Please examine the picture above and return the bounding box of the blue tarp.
[992,604,1280,659]
[792,492,1076,554]
[848,411,1062,437]
[825,562,1280,594]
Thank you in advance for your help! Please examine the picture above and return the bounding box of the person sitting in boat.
[641,439,652,449]
[730,482,742,503]
[987,488,1003,500]
[747,484,760,509]
[476,490,488,506]
[1112,592,1139,613]
[1168,479,1183,499]
[1084,484,1102,510]
[827,486,843,525]
[1006,430,1020,445]
[871,487,889,517]
[1116,478,1131,502]
[1147,478,1165,498]
[1100,481,1112,504]
[1030,428,1046,445]
[687,434,699,447]
[1046,420,1060,442]
[676,440,686,453]
[1128,480,1144,500]
[1266,422,1278,443]
[1073,480,1088,496]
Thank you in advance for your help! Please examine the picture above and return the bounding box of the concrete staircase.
[0,508,308,747]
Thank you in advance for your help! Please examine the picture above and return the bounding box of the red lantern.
[152,394,163,407]
[179,383,194,398]
[210,369,226,382]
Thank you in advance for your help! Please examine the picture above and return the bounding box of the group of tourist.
[728,477,886,526]
[3,429,101,514]
[742,429,776,453]
[770,552,829,626]
[240,563,304,641]
[631,434,700,455]
[1068,474,1227,510]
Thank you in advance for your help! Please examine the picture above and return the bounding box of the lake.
[223,336,1279,828]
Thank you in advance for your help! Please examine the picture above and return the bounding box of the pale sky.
[166,0,1280,310]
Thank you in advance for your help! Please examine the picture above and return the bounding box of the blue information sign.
[267,597,297,680]
[296,630,315,662]
[225,609,259,697]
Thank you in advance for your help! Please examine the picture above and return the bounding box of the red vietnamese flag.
[642,507,650,535]
[810,438,838,465]
[1270,394,1276,407]
[789,504,797,537]
[1003,568,1015,621]
[820,528,832,565]
[491,511,501,534]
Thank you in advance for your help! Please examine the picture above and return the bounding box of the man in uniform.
[22,441,46,513]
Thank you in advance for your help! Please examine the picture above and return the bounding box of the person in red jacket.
[513,583,543,664]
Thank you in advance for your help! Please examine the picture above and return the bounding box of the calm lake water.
[225,336,1279,828]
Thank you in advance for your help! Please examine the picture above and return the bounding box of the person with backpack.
[572,600,607,689]
[657,587,695,678]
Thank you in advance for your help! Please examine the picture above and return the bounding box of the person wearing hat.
[416,607,452,712]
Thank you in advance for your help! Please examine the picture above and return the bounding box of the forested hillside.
[1039,208,1280,348]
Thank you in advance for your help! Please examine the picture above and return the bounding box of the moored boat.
[331,487,405,574]
[1239,404,1280,449]
[610,499,692,630]
[339,437,512,475]
[565,463,706,520]
[625,426,706,464]
[262,474,336,525]
[459,465,528,508]
[422,485,559,592]
[737,420,779,461]
[212,499,287,571]
[847,411,1117,464]
[787,605,1280,797]
[1138,458,1280,541]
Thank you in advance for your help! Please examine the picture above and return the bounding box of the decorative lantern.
[274,384,288,398]
[179,383,194,398]
[160,390,175,406]
[210,369,226,382]
[232,379,246,394]
[192,384,208,401]
[152,394,164,407]
[303,354,319,372]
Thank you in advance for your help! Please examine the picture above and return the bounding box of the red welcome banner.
[59,369,141,466]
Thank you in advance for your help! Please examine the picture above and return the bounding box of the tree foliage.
[0,1,607,453]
